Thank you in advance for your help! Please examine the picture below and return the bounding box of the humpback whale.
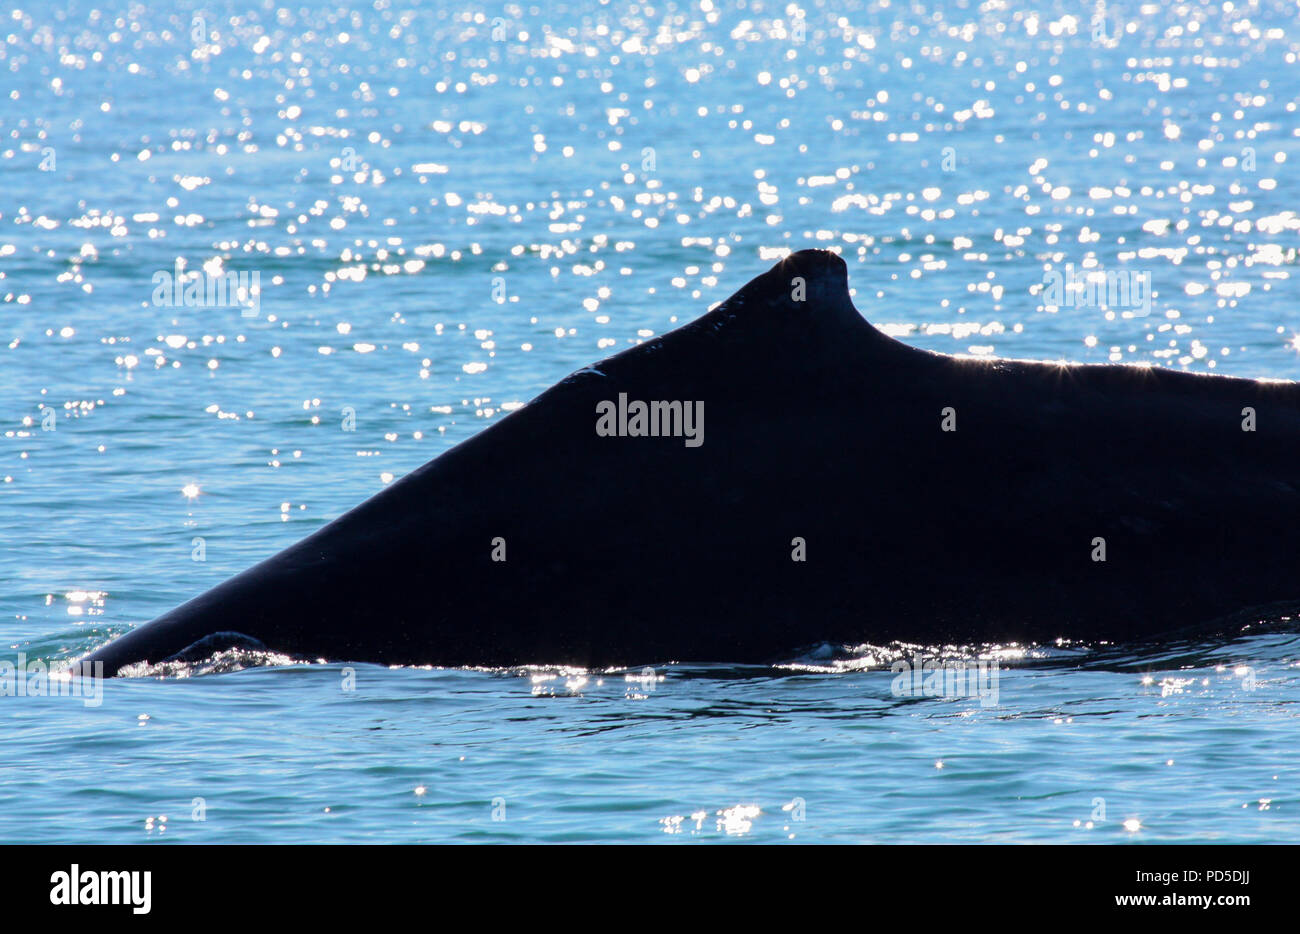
[80,250,1300,676]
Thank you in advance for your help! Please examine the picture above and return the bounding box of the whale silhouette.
[80,249,1300,676]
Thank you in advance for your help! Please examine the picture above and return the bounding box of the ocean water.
[3,0,1299,843]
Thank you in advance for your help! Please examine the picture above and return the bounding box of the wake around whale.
[79,250,1300,676]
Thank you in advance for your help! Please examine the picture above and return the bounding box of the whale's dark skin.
[80,250,1300,675]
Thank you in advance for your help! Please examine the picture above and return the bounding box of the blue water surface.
[2,0,1298,843]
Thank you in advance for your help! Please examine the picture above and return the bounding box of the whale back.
[81,250,1300,674]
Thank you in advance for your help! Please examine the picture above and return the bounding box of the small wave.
[118,646,309,679]
[777,639,1089,674]
[40,611,1300,681]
